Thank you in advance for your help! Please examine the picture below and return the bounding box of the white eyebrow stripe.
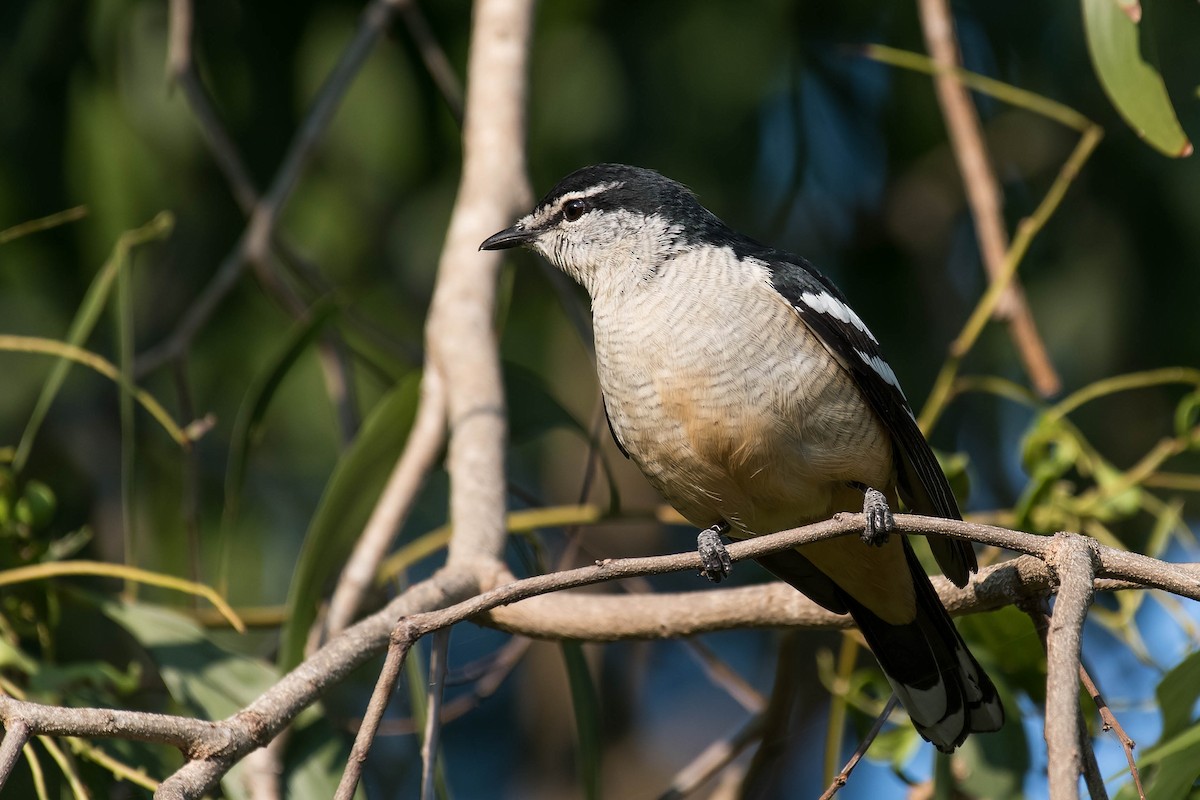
[856,349,905,398]
[525,181,625,228]
[798,291,878,344]
[556,181,622,204]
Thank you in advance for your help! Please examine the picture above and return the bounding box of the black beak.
[479,224,536,251]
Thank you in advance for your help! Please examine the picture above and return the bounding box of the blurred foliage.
[2,0,1200,798]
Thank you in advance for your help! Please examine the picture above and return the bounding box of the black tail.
[757,540,1003,752]
[835,539,1003,752]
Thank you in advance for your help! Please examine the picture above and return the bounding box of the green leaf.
[278,374,421,670]
[868,725,919,772]
[0,638,39,674]
[956,607,1048,704]
[1110,650,1200,800]
[1157,650,1200,739]
[504,360,587,443]
[1126,724,1200,800]
[28,660,142,699]
[1082,0,1193,157]
[102,600,278,716]
[1091,461,1142,520]
[504,359,623,515]
[954,683,1030,800]
[222,301,338,533]
[101,600,358,800]
[13,212,174,472]
[561,642,602,800]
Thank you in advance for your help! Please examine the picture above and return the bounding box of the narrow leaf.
[14,212,174,471]
[278,374,420,670]
[561,642,602,800]
[221,301,338,537]
[1082,0,1192,157]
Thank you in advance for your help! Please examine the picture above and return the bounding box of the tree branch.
[917,0,1060,397]
[426,0,534,582]
[2,515,1195,799]
[1045,533,1097,800]
[819,695,900,800]
[0,720,31,792]
[1080,664,1145,799]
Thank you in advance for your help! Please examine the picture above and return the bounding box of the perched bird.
[481,163,1003,751]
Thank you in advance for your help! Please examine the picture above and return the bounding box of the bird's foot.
[697,522,732,583]
[861,488,895,547]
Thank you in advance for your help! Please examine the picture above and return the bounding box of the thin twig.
[171,362,203,587]
[242,0,400,268]
[420,629,450,800]
[682,638,766,714]
[917,0,1060,397]
[657,712,766,800]
[918,125,1103,431]
[316,335,361,447]
[144,0,406,377]
[0,719,31,792]
[0,206,88,244]
[1079,665,1145,799]
[818,695,900,800]
[335,621,418,800]
[1078,708,1109,800]
[365,637,532,735]
[394,0,465,124]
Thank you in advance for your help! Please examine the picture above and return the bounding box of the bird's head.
[480,163,721,296]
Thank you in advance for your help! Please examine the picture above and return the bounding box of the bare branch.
[684,638,767,713]
[241,743,284,800]
[818,695,900,800]
[143,0,409,377]
[0,720,31,792]
[394,0,465,124]
[0,700,215,753]
[658,713,765,800]
[427,0,534,580]
[1078,711,1109,800]
[154,569,478,799]
[3,515,1196,799]
[420,629,450,800]
[242,0,401,268]
[917,0,1060,396]
[1045,534,1097,800]
[336,620,421,800]
[1080,665,1145,799]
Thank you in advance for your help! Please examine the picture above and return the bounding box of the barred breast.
[590,247,894,537]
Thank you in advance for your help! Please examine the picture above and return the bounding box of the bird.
[480,163,1003,752]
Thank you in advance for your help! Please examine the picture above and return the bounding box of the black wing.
[759,248,976,587]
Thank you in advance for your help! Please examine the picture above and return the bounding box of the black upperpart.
[536,164,726,238]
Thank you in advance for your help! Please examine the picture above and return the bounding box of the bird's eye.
[562,199,588,222]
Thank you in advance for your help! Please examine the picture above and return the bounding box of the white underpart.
[799,291,878,344]
[856,349,905,398]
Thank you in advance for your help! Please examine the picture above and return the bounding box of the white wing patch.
[856,349,906,398]
[799,291,878,344]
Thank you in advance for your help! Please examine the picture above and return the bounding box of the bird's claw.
[697,524,732,582]
[861,488,894,547]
